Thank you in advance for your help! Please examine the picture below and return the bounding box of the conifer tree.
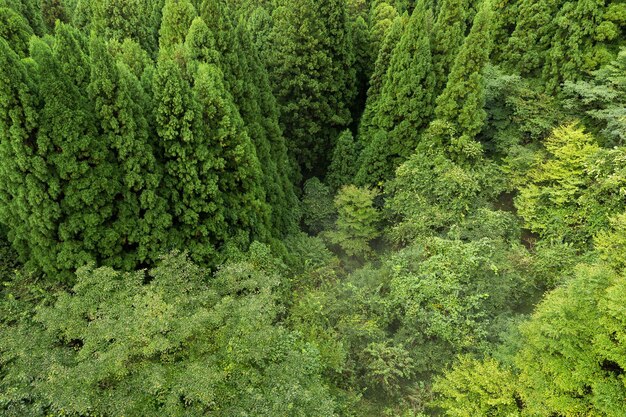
[41,0,68,31]
[0,6,33,57]
[369,2,399,54]
[88,35,170,268]
[430,0,469,96]
[356,0,435,186]
[1,0,46,35]
[503,0,625,92]
[159,0,196,51]
[428,0,494,162]
[326,185,380,259]
[0,38,42,266]
[358,13,407,141]
[268,0,356,173]
[25,24,120,276]
[198,1,299,234]
[326,130,358,191]
[351,15,374,123]
[91,0,163,57]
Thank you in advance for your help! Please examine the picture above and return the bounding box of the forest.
[1,0,626,415]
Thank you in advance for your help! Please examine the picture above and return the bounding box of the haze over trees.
[1,0,626,415]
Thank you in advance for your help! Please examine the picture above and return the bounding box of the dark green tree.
[356,0,435,186]
[503,0,626,92]
[326,129,358,191]
[0,38,42,268]
[198,1,299,234]
[159,0,196,51]
[267,0,356,173]
[357,13,407,143]
[41,0,68,31]
[563,49,626,147]
[91,0,163,57]
[15,24,121,277]
[88,35,170,269]
[426,0,494,162]
[0,6,34,56]
[350,15,374,123]
[430,0,469,96]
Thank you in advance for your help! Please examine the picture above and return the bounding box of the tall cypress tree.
[88,35,170,268]
[159,0,196,51]
[358,13,407,144]
[428,0,494,161]
[356,0,435,186]
[91,0,162,57]
[369,2,399,54]
[0,6,34,57]
[199,0,299,234]
[430,0,469,96]
[326,129,358,191]
[267,0,356,174]
[18,24,121,276]
[503,0,624,92]
[0,38,42,266]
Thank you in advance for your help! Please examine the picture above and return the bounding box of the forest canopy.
[1,0,626,415]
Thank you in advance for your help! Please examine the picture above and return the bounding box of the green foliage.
[0,6,34,56]
[91,0,163,57]
[199,1,300,234]
[386,148,501,244]
[503,0,625,92]
[430,0,469,96]
[517,263,626,416]
[301,178,336,235]
[433,356,522,417]
[268,0,356,173]
[0,252,338,416]
[387,235,532,375]
[483,65,563,160]
[369,2,399,54]
[88,34,169,270]
[41,0,68,31]
[516,124,626,247]
[563,49,626,147]
[356,0,435,185]
[159,0,196,50]
[326,185,380,259]
[425,0,494,163]
[326,129,358,191]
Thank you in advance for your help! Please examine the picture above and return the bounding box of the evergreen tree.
[159,0,196,51]
[0,6,33,57]
[1,0,46,36]
[91,0,163,57]
[350,15,374,123]
[326,185,380,259]
[0,38,42,267]
[503,0,625,92]
[41,0,68,31]
[430,0,469,96]
[198,1,299,235]
[87,35,170,268]
[356,0,435,186]
[427,0,494,162]
[358,13,407,141]
[326,130,358,191]
[369,2,399,54]
[268,0,356,174]
[26,24,119,276]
